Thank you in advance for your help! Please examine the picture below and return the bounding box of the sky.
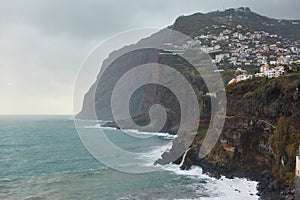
[0,0,299,115]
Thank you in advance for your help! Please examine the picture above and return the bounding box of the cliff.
[176,75,300,199]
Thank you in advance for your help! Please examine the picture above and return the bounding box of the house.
[274,66,285,74]
[269,44,277,50]
[236,25,243,29]
[233,32,239,38]
[296,146,300,177]
[255,65,284,79]
[260,64,269,73]
[264,69,278,78]
[296,147,300,199]
[228,74,253,84]
[223,29,232,35]
[277,56,288,65]
[263,66,284,78]
[290,60,300,64]
[239,34,245,41]
[215,54,224,63]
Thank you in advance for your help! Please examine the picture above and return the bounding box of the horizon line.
[0,114,73,116]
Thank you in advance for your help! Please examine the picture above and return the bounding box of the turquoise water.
[0,116,259,200]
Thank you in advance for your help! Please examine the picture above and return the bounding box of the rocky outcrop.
[296,176,300,199]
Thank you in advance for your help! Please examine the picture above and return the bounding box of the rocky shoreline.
[103,118,296,200]
[176,147,294,200]
[102,120,295,199]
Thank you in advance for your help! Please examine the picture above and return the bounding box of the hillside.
[170,12,221,37]
[175,75,300,199]
[206,7,300,40]
[172,7,300,40]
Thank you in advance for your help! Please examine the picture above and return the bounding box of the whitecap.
[163,165,259,200]
[123,129,177,140]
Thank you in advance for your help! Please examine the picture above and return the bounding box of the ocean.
[0,116,259,200]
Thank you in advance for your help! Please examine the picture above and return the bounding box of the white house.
[296,146,300,177]
[264,66,285,78]
[264,69,277,78]
[238,34,245,41]
[228,74,253,84]
[215,54,224,63]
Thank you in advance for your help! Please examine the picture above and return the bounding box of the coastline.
[101,122,294,199]
[177,147,294,200]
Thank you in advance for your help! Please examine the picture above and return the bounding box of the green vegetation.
[171,13,221,37]
[192,126,209,147]
[191,72,300,188]
[206,7,300,40]
[269,117,299,187]
[286,64,300,73]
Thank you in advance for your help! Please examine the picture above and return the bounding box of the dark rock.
[268,181,279,191]
[101,121,120,129]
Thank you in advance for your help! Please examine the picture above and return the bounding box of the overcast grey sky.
[0,0,299,114]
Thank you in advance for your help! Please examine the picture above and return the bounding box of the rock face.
[176,77,300,199]
[76,46,210,133]
[76,30,211,133]
[219,77,300,160]
[296,176,300,199]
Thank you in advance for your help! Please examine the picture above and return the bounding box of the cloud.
[0,0,299,114]
[0,0,296,40]
[0,23,94,114]
[0,1,299,42]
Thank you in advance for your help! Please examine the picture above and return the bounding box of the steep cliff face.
[76,45,210,133]
[218,76,300,164]
[176,75,300,197]
[77,47,160,120]
[216,77,299,173]
[226,77,300,122]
